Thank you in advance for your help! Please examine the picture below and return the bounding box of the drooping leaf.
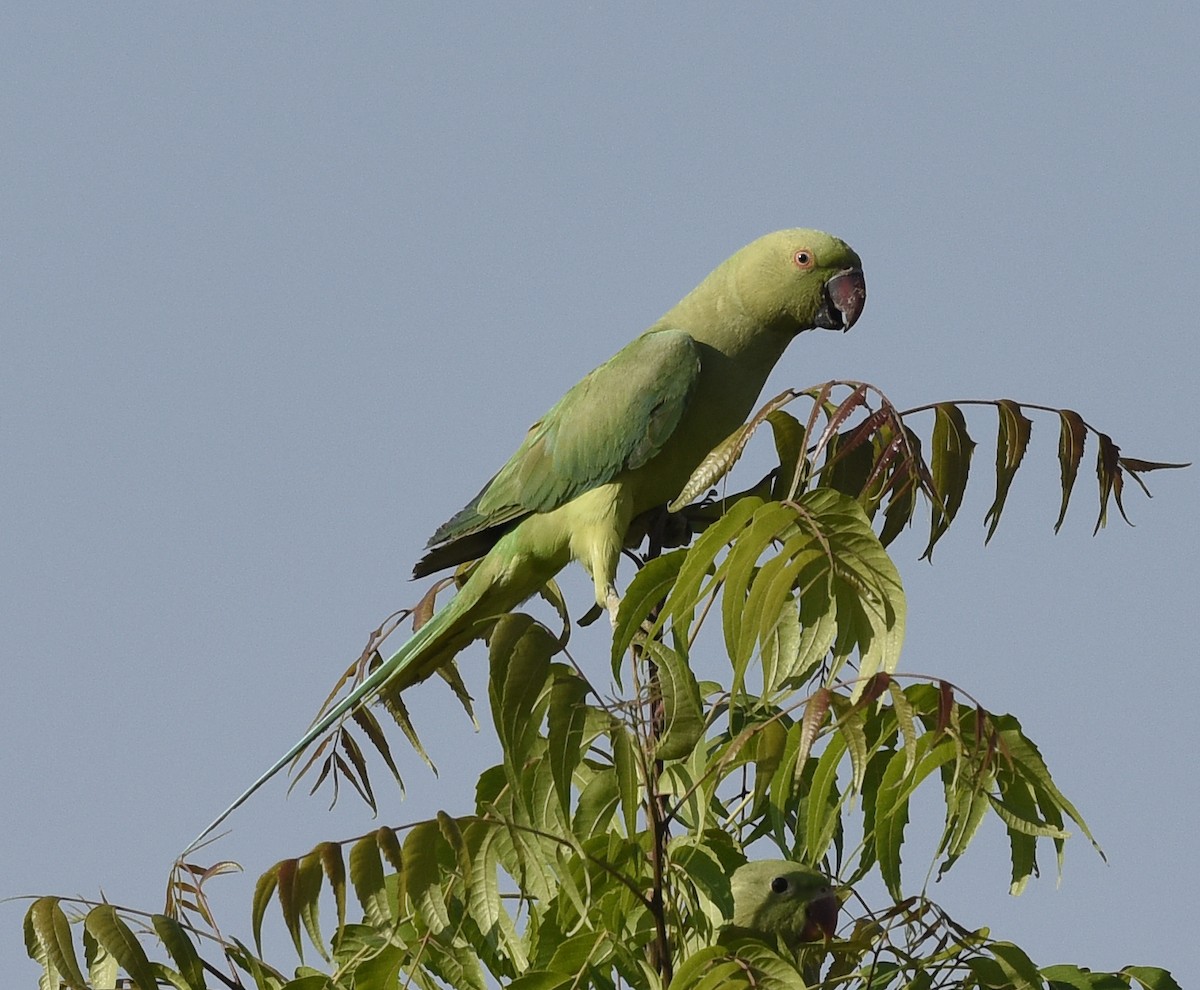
[26,897,86,990]
[1093,431,1127,534]
[82,921,118,990]
[1055,409,1088,532]
[83,905,159,990]
[1121,966,1185,990]
[649,640,705,761]
[403,819,450,931]
[348,833,390,927]
[924,402,976,558]
[151,915,207,990]
[795,687,831,770]
[548,668,590,817]
[611,547,687,675]
[985,399,1033,542]
[296,849,329,961]
[275,858,305,960]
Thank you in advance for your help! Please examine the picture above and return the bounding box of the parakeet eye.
[793,249,815,270]
[771,876,789,894]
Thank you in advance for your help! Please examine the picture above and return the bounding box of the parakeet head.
[730,860,840,946]
[730,228,866,336]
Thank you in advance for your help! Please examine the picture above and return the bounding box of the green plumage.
[190,228,865,849]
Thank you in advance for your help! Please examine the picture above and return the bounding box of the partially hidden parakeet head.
[729,860,840,946]
[720,228,866,337]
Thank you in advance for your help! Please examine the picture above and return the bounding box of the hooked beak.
[799,892,841,942]
[814,268,866,332]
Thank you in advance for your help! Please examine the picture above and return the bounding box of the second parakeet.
[729,860,840,945]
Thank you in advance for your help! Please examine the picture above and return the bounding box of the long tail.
[182,581,486,856]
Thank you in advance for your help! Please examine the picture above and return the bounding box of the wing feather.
[414,329,701,574]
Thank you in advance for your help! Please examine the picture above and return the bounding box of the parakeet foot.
[605,589,621,628]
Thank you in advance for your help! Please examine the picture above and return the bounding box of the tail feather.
[182,588,480,855]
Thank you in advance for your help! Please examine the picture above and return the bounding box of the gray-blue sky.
[3,4,1196,981]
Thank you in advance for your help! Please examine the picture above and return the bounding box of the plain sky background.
[3,4,1197,984]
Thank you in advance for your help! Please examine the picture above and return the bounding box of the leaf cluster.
[22,382,1184,990]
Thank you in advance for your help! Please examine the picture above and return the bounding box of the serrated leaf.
[874,737,958,897]
[795,688,831,771]
[348,833,390,927]
[611,547,687,674]
[251,863,280,956]
[296,850,328,961]
[548,668,590,817]
[989,940,1045,989]
[1094,432,1122,534]
[722,502,806,685]
[404,819,450,930]
[924,402,975,558]
[1054,410,1088,532]
[1122,966,1184,990]
[839,709,869,795]
[798,489,905,695]
[82,923,118,990]
[611,718,641,839]
[671,431,745,512]
[666,495,765,640]
[766,410,808,500]
[26,897,87,990]
[490,614,556,774]
[985,399,1033,542]
[83,905,159,990]
[805,730,848,864]
[151,915,207,990]
[313,842,346,940]
[649,640,705,760]
[275,858,305,960]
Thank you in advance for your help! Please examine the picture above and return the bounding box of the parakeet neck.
[658,260,796,371]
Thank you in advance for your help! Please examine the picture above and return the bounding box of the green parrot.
[726,860,840,945]
[188,229,864,850]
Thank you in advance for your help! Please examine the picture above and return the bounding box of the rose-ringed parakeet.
[727,860,840,945]
[189,229,865,848]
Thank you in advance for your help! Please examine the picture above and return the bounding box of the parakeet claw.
[605,590,621,627]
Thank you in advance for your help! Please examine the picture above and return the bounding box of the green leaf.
[1122,966,1184,990]
[649,640,705,760]
[1094,432,1122,533]
[83,905,159,990]
[315,841,346,941]
[985,399,1033,542]
[151,915,207,990]
[766,410,808,499]
[348,833,390,927]
[296,849,329,961]
[924,402,976,557]
[26,897,87,990]
[490,614,556,772]
[548,668,590,818]
[874,736,958,897]
[82,921,118,990]
[1054,410,1088,532]
[799,488,906,695]
[611,718,642,838]
[804,729,847,864]
[275,858,305,960]
[1040,964,1131,989]
[404,819,450,930]
[989,940,1046,989]
[611,546,687,674]
[795,687,831,770]
[251,862,280,956]
[666,495,765,642]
